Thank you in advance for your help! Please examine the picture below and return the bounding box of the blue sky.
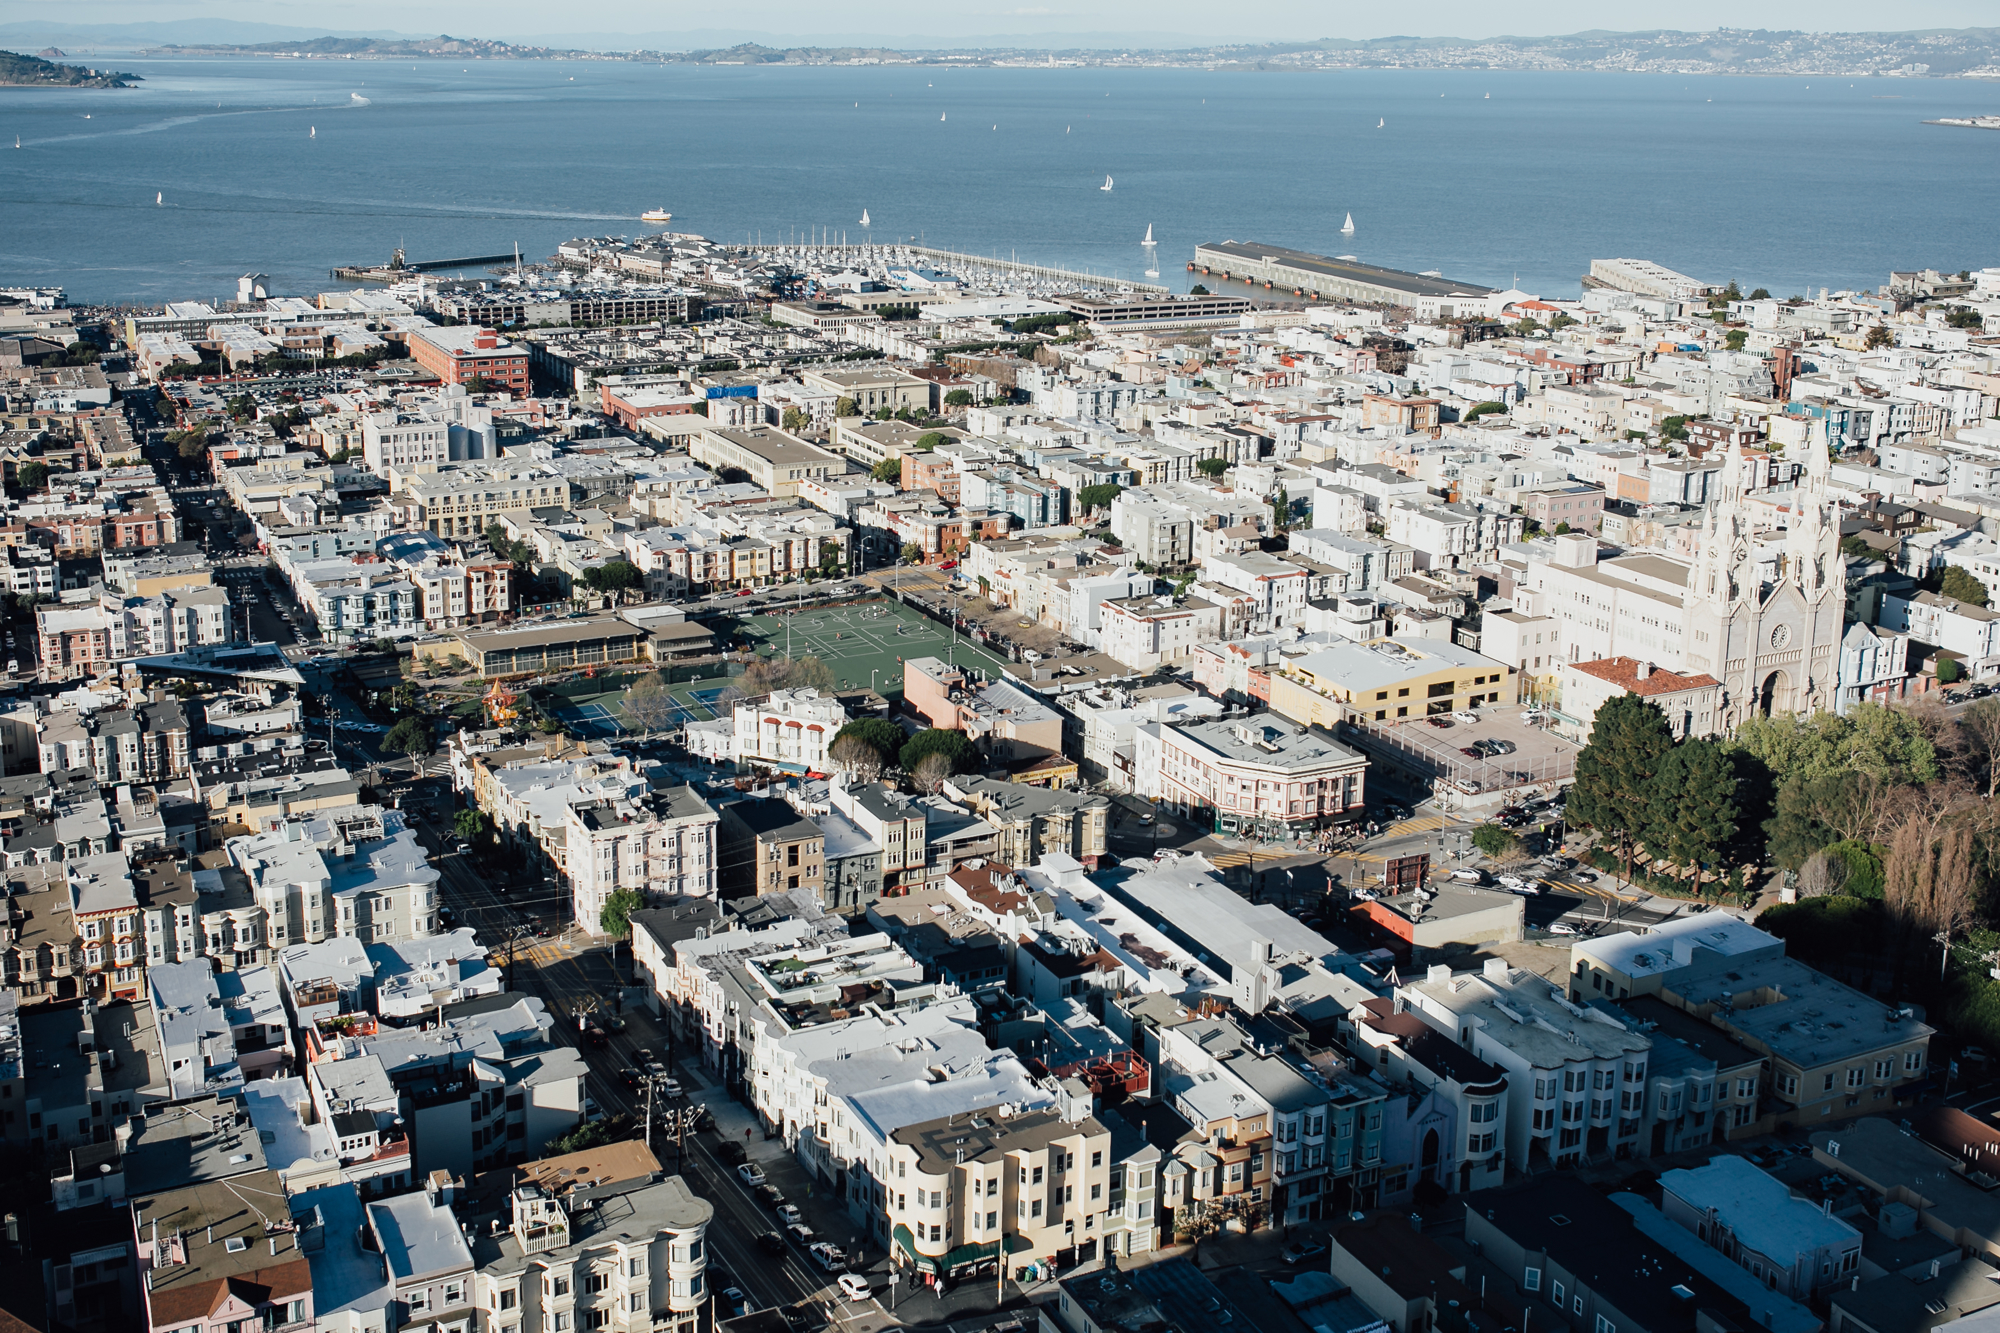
[6,0,1999,47]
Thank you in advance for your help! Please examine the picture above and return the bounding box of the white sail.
[309,126,316,138]
[1377,118,1384,128]
[1101,175,1113,191]
[940,112,946,121]
[1341,212,1355,234]
[860,209,870,227]
[1142,224,1154,245]
[156,192,162,205]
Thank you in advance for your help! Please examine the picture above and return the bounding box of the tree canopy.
[1569,695,1676,874]
[1642,738,1740,896]
[600,886,644,940]
[1471,824,1517,857]
[872,457,903,482]
[1941,565,1990,608]
[833,718,906,768]
[581,561,642,594]
[384,717,435,758]
[1727,704,1940,789]
[1194,458,1231,478]
[1077,483,1123,511]
[14,461,47,494]
[899,728,978,779]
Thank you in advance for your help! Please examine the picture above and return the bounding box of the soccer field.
[726,597,1013,694]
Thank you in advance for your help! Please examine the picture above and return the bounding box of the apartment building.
[394,462,573,538]
[227,806,441,956]
[563,785,719,929]
[134,1169,313,1333]
[407,557,513,628]
[1569,916,1933,1127]
[361,407,450,477]
[466,1143,713,1333]
[1658,1155,1861,1299]
[1109,491,1194,565]
[884,1104,1116,1280]
[1099,595,1223,672]
[827,780,928,897]
[1399,959,1654,1170]
[734,687,847,773]
[1138,716,1367,839]
[688,426,843,498]
[716,797,824,899]
[1347,996,1510,1198]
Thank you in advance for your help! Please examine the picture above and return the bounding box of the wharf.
[329,252,517,282]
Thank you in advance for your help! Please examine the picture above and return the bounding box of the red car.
[936,560,958,570]
[734,588,755,597]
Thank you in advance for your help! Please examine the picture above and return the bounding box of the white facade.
[733,688,847,772]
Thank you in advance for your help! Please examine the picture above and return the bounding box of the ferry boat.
[641,208,673,224]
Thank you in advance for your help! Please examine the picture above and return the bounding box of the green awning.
[893,1225,1032,1275]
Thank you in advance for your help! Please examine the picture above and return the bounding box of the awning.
[892,1225,1031,1275]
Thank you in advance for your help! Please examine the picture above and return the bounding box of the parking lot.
[1356,704,1576,811]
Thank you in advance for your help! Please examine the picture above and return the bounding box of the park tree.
[175,427,211,460]
[819,542,842,577]
[1941,565,1990,608]
[622,673,680,738]
[944,389,974,407]
[900,543,925,566]
[914,432,948,450]
[832,718,906,774]
[1642,738,1740,898]
[1959,699,2000,798]
[582,561,643,597]
[830,733,887,782]
[1194,458,1231,479]
[910,751,955,793]
[600,886,645,941]
[872,457,903,483]
[1728,704,1939,791]
[384,717,435,767]
[1883,819,1979,963]
[835,396,858,417]
[1077,483,1123,512]
[1569,695,1676,877]
[1659,415,1689,441]
[14,462,47,494]
[1471,824,1518,858]
[900,728,978,781]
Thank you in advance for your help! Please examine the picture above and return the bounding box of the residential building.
[1139,717,1367,839]
[1569,915,1933,1127]
[903,658,1064,763]
[366,1180,477,1332]
[828,781,928,898]
[945,777,1110,870]
[1880,589,2000,669]
[133,1169,313,1333]
[1464,1175,1766,1333]
[734,687,846,774]
[688,426,843,498]
[465,1142,713,1333]
[1270,637,1515,727]
[563,785,719,930]
[716,797,824,899]
[1399,959,1654,1169]
[885,1104,1114,1280]
[1347,997,1510,1198]
[1658,1154,1861,1299]
[1098,595,1224,673]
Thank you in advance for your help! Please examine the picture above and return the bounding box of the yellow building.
[1271,637,1516,726]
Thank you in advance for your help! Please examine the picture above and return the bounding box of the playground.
[534,598,1012,736]
[722,596,1014,695]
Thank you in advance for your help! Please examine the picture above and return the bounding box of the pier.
[745,242,1171,295]
[329,251,518,282]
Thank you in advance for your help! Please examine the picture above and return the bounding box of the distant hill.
[0,49,139,87]
[148,32,562,58]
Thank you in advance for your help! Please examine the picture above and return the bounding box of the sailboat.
[1484,93,1490,99]
[859,209,870,227]
[1376,118,1384,128]
[309,125,316,138]
[13,135,18,149]
[1101,174,1113,192]
[1141,224,1154,245]
[940,111,946,121]
[1341,213,1355,235]
[156,192,162,205]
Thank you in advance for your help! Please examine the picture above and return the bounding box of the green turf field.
[724,597,1013,695]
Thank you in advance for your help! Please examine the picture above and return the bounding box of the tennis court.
[726,598,1013,694]
[546,672,736,737]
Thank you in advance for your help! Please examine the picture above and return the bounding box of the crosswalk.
[514,938,580,968]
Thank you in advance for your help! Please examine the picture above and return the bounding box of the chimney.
[1636,661,1653,681]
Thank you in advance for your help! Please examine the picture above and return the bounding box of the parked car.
[776,1203,803,1226]
[756,1231,786,1256]
[1425,716,1453,729]
[737,1163,767,1187]
[786,1223,816,1248]
[1548,921,1580,936]
[755,1185,785,1208]
[1282,1240,1329,1264]
[808,1242,847,1272]
[1452,710,1480,724]
[838,1274,872,1301]
[1449,868,1485,884]
[1458,746,1482,759]
[720,1288,751,1318]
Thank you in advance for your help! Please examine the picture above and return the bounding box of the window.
[1823,1073,1836,1092]
[1552,1281,1565,1306]
[1032,1166,1043,1184]
[1524,1268,1542,1292]
[1574,1296,1584,1316]
[550,1276,571,1297]
[553,1316,570,1333]
[1032,1201,1042,1218]
[629,1258,646,1277]
[1596,1317,1615,1333]
[445,1282,463,1305]
[584,1273,608,1294]
[406,1290,431,1312]
[497,1290,518,1311]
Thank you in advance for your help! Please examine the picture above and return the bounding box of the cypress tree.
[1569,694,1675,881]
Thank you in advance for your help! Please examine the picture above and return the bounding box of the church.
[1515,422,1844,734]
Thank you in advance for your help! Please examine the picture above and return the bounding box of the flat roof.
[1196,240,1496,299]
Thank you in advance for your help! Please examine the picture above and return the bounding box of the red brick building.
[408,325,530,394]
